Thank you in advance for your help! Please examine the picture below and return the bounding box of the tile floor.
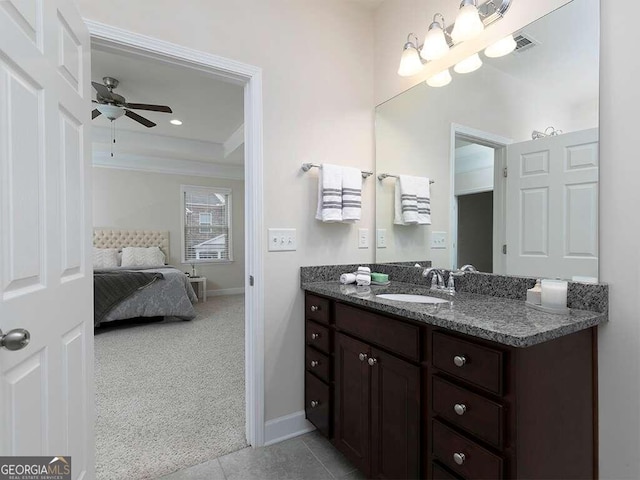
[160,431,364,480]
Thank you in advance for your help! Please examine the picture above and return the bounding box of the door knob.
[310,360,319,368]
[310,305,320,312]
[358,353,368,362]
[0,328,30,351]
[368,357,378,367]
[311,333,320,340]
[453,452,466,465]
[454,403,467,416]
[310,400,319,408]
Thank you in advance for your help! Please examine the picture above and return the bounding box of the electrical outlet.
[376,229,387,249]
[358,229,369,249]
[431,231,447,249]
[268,228,297,251]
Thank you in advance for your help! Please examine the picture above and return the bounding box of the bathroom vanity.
[302,277,606,480]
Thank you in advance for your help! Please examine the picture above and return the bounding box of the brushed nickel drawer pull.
[310,400,319,408]
[454,403,467,416]
[310,360,319,368]
[310,305,320,312]
[311,333,320,340]
[368,357,378,367]
[453,452,466,465]
[453,355,467,367]
[359,353,368,362]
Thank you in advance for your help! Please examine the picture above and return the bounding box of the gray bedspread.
[94,266,198,326]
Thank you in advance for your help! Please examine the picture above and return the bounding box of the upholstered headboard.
[93,229,170,258]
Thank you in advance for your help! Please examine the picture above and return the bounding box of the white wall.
[375,0,640,478]
[92,167,245,293]
[76,0,375,423]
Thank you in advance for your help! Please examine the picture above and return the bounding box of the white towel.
[315,163,343,222]
[340,273,357,285]
[357,266,371,274]
[356,272,371,286]
[394,175,431,225]
[342,167,362,222]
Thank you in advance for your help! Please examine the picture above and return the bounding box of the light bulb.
[451,1,485,43]
[454,53,483,74]
[484,35,517,58]
[397,44,424,77]
[426,69,452,88]
[421,19,449,61]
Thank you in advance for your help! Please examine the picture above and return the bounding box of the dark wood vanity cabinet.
[304,292,597,480]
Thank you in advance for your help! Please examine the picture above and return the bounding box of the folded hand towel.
[315,163,343,222]
[356,272,371,286]
[416,177,432,225]
[342,167,362,222]
[394,175,431,225]
[340,273,357,285]
[357,266,371,274]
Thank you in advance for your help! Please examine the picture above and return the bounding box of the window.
[181,185,233,263]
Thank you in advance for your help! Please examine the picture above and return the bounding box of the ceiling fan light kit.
[91,76,173,128]
[397,0,513,87]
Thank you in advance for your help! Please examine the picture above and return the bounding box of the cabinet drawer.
[432,420,503,480]
[306,345,330,383]
[306,294,331,325]
[432,332,504,395]
[432,376,504,449]
[336,303,420,362]
[306,320,330,354]
[432,462,463,480]
[305,372,330,437]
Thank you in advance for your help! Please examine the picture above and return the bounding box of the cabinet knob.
[310,305,320,312]
[310,360,319,368]
[368,357,378,367]
[453,355,467,367]
[311,333,320,340]
[453,452,466,465]
[454,403,467,416]
[310,400,319,408]
[358,353,368,362]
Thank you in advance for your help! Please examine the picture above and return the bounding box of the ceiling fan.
[91,76,173,128]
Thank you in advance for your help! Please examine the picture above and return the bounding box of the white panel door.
[0,0,93,477]
[505,128,599,279]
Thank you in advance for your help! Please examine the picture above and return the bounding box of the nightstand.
[188,276,207,303]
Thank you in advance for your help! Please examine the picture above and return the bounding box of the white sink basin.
[376,294,450,304]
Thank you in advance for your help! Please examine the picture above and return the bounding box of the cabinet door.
[370,348,420,479]
[335,332,371,476]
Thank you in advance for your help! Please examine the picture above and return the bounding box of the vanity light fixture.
[426,69,452,87]
[484,34,517,57]
[170,119,183,126]
[451,0,485,43]
[397,34,424,77]
[421,14,450,61]
[454,53,483,74]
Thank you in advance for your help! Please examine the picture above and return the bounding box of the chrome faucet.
[422,267,446,291]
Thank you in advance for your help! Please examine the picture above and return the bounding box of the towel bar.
[378,173,435,184]
[301,163,373,179]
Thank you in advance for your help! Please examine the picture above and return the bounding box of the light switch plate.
[376,229,387,249]
[431,231,447,249]
[268,228,297,251]
[358,229,369,249]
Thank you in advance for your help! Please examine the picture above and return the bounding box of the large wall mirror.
[375,0,599,281]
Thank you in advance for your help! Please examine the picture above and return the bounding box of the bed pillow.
[93,248,119,269]
[121,246,166,268]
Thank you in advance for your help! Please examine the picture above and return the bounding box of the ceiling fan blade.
[92,81,113,100]
[124,103,173,113]
[124,109,156,128]
[92,109,101,119]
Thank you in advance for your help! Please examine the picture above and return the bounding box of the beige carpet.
[95,295,247,479]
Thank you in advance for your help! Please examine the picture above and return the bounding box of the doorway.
[86,19,265,476]
[450,124,511,273]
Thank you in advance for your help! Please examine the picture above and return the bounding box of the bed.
[93,229,198,327]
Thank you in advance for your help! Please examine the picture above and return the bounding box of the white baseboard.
[207,287,245,297]
[264,410,315,446]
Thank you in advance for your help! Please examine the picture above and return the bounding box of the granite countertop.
[302,280,607,348]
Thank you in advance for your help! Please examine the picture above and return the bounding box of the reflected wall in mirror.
[375,0,599,281]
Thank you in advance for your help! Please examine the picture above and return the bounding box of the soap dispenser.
[527,279,542,305]
[447,274,455,295]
